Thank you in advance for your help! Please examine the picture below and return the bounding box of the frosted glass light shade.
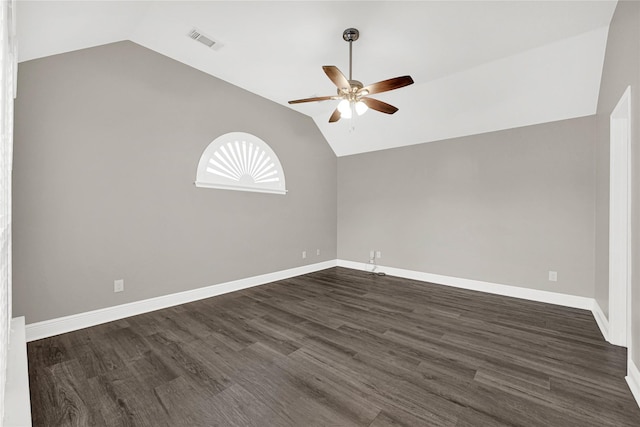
[355,101,368,116]
[337,99,352,118]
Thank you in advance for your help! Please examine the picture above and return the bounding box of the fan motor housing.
[337,80,364,98]
[348,80,363,90]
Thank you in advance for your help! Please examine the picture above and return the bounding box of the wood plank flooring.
[28,267,640,426]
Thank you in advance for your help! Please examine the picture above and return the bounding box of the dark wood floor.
[28,267,640,426]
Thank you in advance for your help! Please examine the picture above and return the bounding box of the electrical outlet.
[548,271,557,282]
[369,250,374,259]
[316,249,320,256]
[302,251,307,259]
[376,251,382,259]
[114,279,124,293]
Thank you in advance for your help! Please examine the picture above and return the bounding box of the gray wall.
[595,1,640,363]
[13,41,337,323]
[338,116,596,297]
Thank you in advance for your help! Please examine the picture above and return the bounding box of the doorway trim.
[609,85,632,349]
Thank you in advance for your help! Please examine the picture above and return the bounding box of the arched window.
[195,132,287,195]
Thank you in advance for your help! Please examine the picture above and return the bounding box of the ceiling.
[17,1,617,156]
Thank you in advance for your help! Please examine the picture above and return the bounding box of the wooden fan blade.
[359,75,414,96]
[323,66,351,91]
[328,108,341,123]
[361,97,399,114]
[288,95,336,104]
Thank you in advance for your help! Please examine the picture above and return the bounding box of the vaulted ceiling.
[17,1,617,156]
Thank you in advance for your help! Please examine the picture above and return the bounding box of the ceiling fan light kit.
[288,28,414,124]
[337,99,368,119]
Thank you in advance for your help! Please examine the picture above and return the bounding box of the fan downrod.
[343,28,359,81]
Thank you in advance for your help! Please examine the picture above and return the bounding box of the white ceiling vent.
[188,28,220,49]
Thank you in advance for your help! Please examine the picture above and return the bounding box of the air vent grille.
[188,28,217,48]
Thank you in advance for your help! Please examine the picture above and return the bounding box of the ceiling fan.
[288,28,414,123]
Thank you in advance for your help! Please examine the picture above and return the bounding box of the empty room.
[1,0,640,426]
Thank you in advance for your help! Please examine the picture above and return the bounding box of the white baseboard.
[627,358,640,408]
[591,299,610,342]
[337,259,594,310]
[26,260,337,342]
[22,259,610,345]
[4,317,32,427]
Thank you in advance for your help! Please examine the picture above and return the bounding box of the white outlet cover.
[316,249,320,256]
[376,251,382,259]
[114,279,124,292]
[302,251,306,259]
[548,271,558,282]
